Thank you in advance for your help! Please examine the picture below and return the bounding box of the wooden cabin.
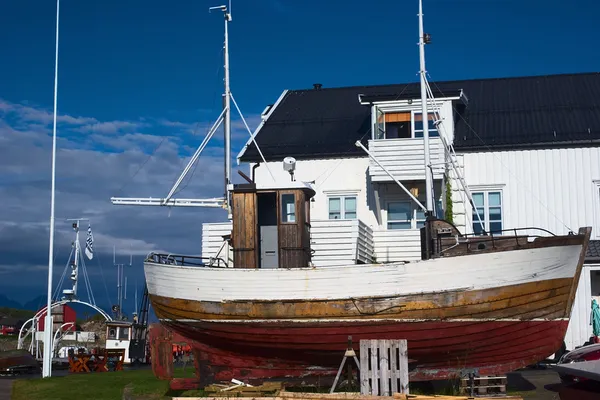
[230,181,315,269]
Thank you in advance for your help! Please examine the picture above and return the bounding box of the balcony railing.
[368,137,445,182]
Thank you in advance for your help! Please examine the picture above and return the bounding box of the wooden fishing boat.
[144,179,591,383]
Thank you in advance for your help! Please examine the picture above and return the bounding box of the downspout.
[251,162,260,182]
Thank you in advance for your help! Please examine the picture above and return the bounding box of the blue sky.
[0,0,598,314]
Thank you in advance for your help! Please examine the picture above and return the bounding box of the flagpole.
[42,0,60,378]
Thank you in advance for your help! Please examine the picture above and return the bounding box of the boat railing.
[437,226,559,255]
[145,253,229,268]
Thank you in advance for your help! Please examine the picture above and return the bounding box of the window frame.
[371,105,442,140]
[280,192,296,224]
[412,111,440,138]
[471,190,503,235]
[387,201,413,230]
[328,195,358,220]
[386,198,444,230]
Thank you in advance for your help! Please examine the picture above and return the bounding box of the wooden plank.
[369,340,378,396]
[379,340,390,396]
[390,341,399,394]
[360,340,370,395]
[397,339,409,395]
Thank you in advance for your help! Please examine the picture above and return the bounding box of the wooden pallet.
[459,376,507,396]
[359,339,409,396]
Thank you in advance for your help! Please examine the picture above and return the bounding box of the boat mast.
[43,0,60,379]
[418,0,434,216]
[222,4,232,214]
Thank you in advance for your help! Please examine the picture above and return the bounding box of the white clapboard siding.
[201,219,375,268]
[201,222,232,263]
[455,147,600,237]
[373,229,422,262]
[311,219,374,266]
[564,264,600,351]
[368,138,444,182]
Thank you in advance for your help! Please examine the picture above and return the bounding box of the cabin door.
[257,192,278,269]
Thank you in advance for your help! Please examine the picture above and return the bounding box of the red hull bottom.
[153,318,568,386]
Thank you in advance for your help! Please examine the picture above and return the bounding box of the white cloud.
[0,98,233,302]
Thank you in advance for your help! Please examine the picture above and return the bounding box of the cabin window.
[108,328,117,340]
[472,191,503,235]
[281,194,296,223]
[119,327,129,340]
[328,196,357,219]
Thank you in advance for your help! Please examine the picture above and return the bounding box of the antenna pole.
[43,0,60,379]
[223,6,232,215]
[418,0,434,214]
[73,221,79,297]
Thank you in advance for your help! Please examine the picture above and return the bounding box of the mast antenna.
[111,0,276,212]
[209,3,232,216]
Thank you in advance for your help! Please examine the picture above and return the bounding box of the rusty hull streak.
[150,277,573,321]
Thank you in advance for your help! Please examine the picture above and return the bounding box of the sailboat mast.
[418,0,434,214]
[223,7,232,213]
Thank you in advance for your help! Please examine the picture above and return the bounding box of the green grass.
[12,367,199,400]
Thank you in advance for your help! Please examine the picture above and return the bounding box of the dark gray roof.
[240,72,600,162]
[587,240,600,263]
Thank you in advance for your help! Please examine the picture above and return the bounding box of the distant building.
[36,303,77,333]
[0,316,23,335]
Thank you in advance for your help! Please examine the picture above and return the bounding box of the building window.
[387,199,443,230]
[413,112,440,138]
[328,196,357,219]
[472,191,503,235]
[387,202,412,229]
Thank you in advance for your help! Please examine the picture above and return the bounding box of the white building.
[203,72,600,354]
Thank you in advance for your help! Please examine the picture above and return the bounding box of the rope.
[427,74,573,233]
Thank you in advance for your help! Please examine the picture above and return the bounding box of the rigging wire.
[52,246,73,301]
[427,74,573,233]
[173,48,224,197]
[115,47,224,196]
[95,253,114,310]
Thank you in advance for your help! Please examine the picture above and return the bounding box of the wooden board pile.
[174,384,524,400]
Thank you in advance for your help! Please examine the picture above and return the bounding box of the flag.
[85,224,94,260]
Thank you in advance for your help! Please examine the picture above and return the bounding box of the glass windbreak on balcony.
[372,107,439,140]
